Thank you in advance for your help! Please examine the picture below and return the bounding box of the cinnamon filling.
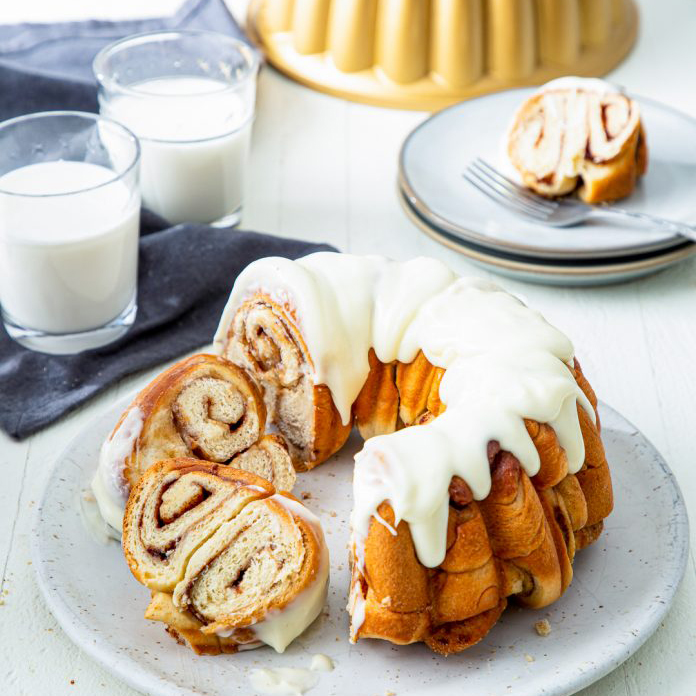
[157,479,213,526]
[448,476,473,509]
[227,563,251,593]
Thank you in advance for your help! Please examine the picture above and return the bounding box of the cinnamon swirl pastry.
[214,253,614,653]
[507,77,647,203]
[219,294,351,469]
[122,459,329,655]
[92,354,296,533]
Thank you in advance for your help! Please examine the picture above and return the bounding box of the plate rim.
[400,187,696,281]
[31,397,691,696]
[399,88,696,260]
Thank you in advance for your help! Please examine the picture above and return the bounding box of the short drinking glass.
[0,111,141,355]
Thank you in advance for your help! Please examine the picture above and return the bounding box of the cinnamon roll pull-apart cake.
[92,353,296,533]
[122,459,328,655]
[507,77,647,203]
[214,252,613,654]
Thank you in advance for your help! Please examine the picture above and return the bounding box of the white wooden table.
[1,1,695,694]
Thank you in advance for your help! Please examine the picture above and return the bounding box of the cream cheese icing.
[247,654,333,695]
[248,667,318,695]
[347,575,366,642]
[91,406,143,534]
[539,76,618,95]
[309,654,334,672]
[215,253,594,572]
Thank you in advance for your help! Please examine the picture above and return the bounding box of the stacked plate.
[398,88,696,285]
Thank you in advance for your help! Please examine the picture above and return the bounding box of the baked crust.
[103,353,295,498]
[222,296,613,654]
[508,89,647,203]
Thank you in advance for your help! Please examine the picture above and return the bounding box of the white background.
[0,1,695,695]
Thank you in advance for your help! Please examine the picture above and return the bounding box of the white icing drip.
[215,254,595,571]
[213,625,262,649]
[309,654,334,672]
[238,640,264,651]
[91,406,144,534]
[539,76,619,95]
[248,668,318,696]
[253,499,329,653]
[347,577,366,642]
[268,493,323,528]
[216,255,397,425]
[217,494,329,654]
[78,488,120,545]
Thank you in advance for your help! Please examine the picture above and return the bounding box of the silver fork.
[463,158,696,242]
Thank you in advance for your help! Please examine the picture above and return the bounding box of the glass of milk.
[94,30,259,227]
[0,111,141,355]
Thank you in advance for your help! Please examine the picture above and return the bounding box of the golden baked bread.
[350,359,611,654]
[122,458,329,654]
[91,353,296,533]
[507,77,647,203]
[214,253,614,654]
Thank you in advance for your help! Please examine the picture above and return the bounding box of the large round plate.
[399,88,696,260]
[401,189,696,286]
[33,396,689,696]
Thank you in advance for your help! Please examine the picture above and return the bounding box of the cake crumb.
[301,491,312,500]
[524,653,535,662]
[386,691,396,696]
[534,619,551,637]
[330,511,337,517]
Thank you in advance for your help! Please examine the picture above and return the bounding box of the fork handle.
[591,206,696,242]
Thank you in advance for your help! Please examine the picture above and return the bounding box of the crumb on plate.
[534,619,551,637]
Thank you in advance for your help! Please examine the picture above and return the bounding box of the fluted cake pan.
[247,0,639,110]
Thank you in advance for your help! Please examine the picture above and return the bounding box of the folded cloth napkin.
[0,0,336,439]
[0,212,335,439]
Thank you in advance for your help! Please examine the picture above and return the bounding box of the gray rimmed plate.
[400,188,696,286]
[399,88,696,261]
[32,394,689,696]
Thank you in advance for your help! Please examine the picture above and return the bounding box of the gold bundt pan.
[247,0,639,110]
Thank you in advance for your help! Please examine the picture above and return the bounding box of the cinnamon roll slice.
[507,77,647,203]
[231,434,297,493]
[219,296,352,470]
[123,459,329,654]
[92,354,295,533]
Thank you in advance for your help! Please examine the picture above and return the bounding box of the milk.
[0,161,140,334]
[101,76,252,225]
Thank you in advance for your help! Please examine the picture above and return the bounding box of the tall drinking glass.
[94,30,259,227]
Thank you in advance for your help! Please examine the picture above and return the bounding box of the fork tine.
[464,167,549,219]
[474,158,558,212]
[468,163,552,217]
[462,170,547,221]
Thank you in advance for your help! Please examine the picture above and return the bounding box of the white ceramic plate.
[399,88,696,260]
[400,189,696,287]
[33,395,689,696]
